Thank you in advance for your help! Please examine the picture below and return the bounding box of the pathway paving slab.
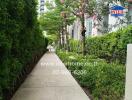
[12,52,90,100]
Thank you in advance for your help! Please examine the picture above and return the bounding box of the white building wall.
[67,18,82,40]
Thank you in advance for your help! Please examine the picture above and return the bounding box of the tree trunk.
[61,23,65,49]
[81,0,86,55]
[81,21,86,55]
[64,17,70,51]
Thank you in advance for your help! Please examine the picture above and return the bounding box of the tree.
[40,0,128,54]
[55,0,96,55]
[39,0,75,49]
[39,9,63,34]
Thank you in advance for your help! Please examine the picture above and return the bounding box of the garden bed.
[57,51,125,100]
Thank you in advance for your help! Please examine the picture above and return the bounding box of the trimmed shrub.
[0,0,48,99]
[86,26,132,64]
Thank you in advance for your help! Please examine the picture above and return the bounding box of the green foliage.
[57,51,125,100]
[69,26,132,64]
[69,39,82,53]
[0,0,48,99]
[39,8,63,34]
[39,0,76,35]
[86,26,132,64]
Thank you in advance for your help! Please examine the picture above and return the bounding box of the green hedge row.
[0,0,48,99]
[57,51,125,100]
[69,26,132,64]
[86,26,132,64]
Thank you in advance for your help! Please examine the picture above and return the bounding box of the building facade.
[38,0,45,15]
[38,0,54,15]
[67,0,128,40]
[68,18,82,40]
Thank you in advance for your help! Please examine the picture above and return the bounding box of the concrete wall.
[125,44,132,100]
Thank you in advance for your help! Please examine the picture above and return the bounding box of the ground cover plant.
[57,51,125,100]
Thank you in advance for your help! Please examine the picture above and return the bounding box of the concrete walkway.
[12,52,90,100]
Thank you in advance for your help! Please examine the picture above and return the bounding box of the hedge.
[57,51,125,100]
[69,26,132,64]
[0,0,48,99]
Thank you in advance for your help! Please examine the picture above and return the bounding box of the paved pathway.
[12,52,90,100]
